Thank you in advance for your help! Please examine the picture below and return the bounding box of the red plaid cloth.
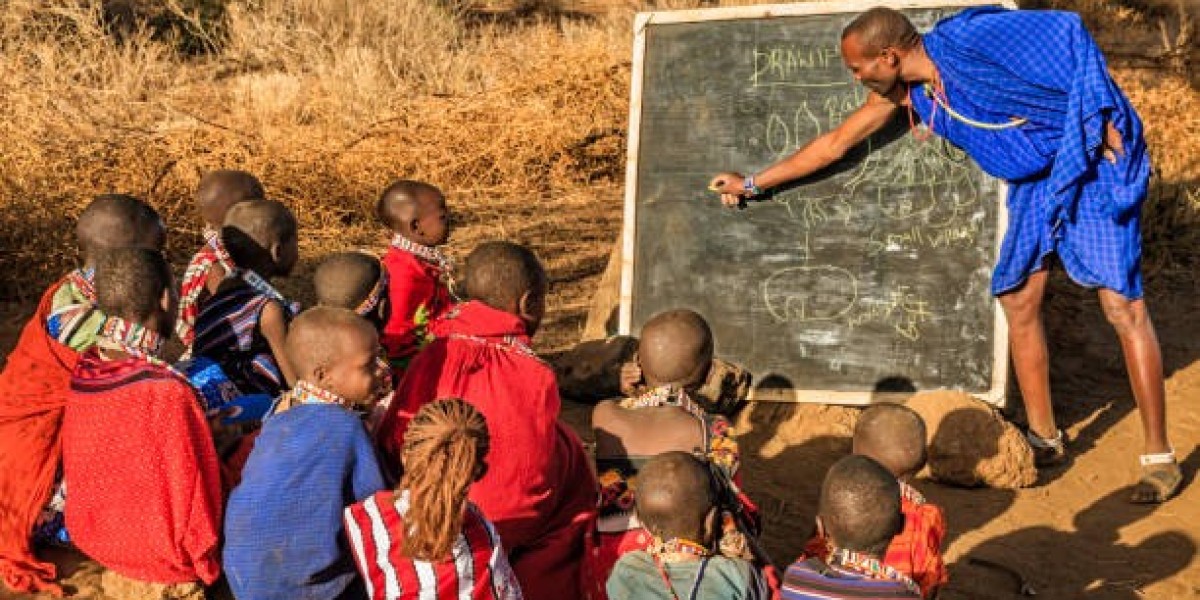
[177,236,234,349]
[0,279,81,595]
[801,481,947,598]
[377,301,597,599]
[63,352,222,585]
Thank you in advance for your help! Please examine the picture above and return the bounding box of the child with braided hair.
[345,398,523,599]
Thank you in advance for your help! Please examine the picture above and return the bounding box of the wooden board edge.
[750,388,1006,407]
[618,14,649,336]
[990,180,1011,409]
[634,0,1009,25]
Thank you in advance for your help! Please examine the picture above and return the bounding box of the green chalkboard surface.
[619,1,1009,404]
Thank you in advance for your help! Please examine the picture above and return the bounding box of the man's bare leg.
[1096,289,1179,502]
[998,270,1057,444]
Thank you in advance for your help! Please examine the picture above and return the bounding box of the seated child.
[586,309,766,600]
[223,307,387,600]
[376,241,596,599]
[313,251,394,431]
[0,195,164,595]
[177,170,265,348]
[606,452,770,600]
[62,249,222,595]
[781,456,921,599]
[345,398,523,599]
[802,404,947,597]
[376,180,453,371]
[315,251,391,332]
[193,199,298,396]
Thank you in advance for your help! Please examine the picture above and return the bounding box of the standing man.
[710,7,1180,502]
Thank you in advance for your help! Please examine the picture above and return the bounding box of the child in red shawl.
[177,170,265,350]
[376,180,453,372]
[586,309,772,600]
[376,241,596,599]
[0,195,164,595]
[801,404,947,598]
[63,249,222,597]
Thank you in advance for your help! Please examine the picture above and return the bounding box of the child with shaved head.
[376,241,596,599]
[586,309,769,600]
[0,195,164,595]
[177,170,265,348]
[224,307,387,600]
[783,455,921,598]
[193,199,298,397]
[606,452,770,599]
[802,404,946,597]
[63,248,222,597]
[376,180,453,372]
[315,251,391,332]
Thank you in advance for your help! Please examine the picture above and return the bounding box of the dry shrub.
[0,0,1194,344]
[907,391,1038,489]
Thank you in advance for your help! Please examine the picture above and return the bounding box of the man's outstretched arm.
[709,90,901,206]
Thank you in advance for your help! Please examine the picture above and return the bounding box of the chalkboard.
[618,0,1010,405]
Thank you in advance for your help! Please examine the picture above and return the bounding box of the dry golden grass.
[0,0,1195,351]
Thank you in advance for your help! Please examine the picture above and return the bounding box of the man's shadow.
[943,447,1199,599]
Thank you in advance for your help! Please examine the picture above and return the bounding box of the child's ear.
[517,289,534,321]
[408,218,422,236]
[311,363,329,387]
[159,287,173,314]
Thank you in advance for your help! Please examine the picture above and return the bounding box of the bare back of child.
[592,309,714,459]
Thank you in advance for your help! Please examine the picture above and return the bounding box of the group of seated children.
[0,169,948,600]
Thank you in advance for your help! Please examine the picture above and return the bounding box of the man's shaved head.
[376,180,444,231]
[854,404,927,478]
[222,199,298,275]
[636,451,715,542]
[639,309,714,389]
[314,252,384,310]
[463,241,547,330]
[76,194,166,261]
[94,248,173,326]
[841,6,920,56]
[196,170,265,228]
[285,307,378,381]
[819,455,904,556]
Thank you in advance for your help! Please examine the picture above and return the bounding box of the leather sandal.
[1130,449,1182,504]
[1024,428,1068,468]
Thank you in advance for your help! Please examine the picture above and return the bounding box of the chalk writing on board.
[762,265,858,323]
[751,44,847,88]
[844,286,935,341]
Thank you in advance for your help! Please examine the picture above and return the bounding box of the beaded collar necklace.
[620,385,706,421]
[391,234,454,275]
[648,536,712,600]
[355,262,390,317]
[66,268,97,303]
[280,380,350,407]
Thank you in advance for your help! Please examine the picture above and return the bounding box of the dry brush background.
[0,0,1195,353]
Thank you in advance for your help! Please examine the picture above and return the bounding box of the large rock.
[906,391,1037,489]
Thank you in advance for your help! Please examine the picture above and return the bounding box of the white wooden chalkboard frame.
[618,0,1016,407]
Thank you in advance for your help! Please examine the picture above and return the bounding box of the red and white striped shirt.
[344,490,523,600]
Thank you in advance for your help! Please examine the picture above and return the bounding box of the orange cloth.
[376,301,597,599]
[0,280,81,596]
[801,482,947,598]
